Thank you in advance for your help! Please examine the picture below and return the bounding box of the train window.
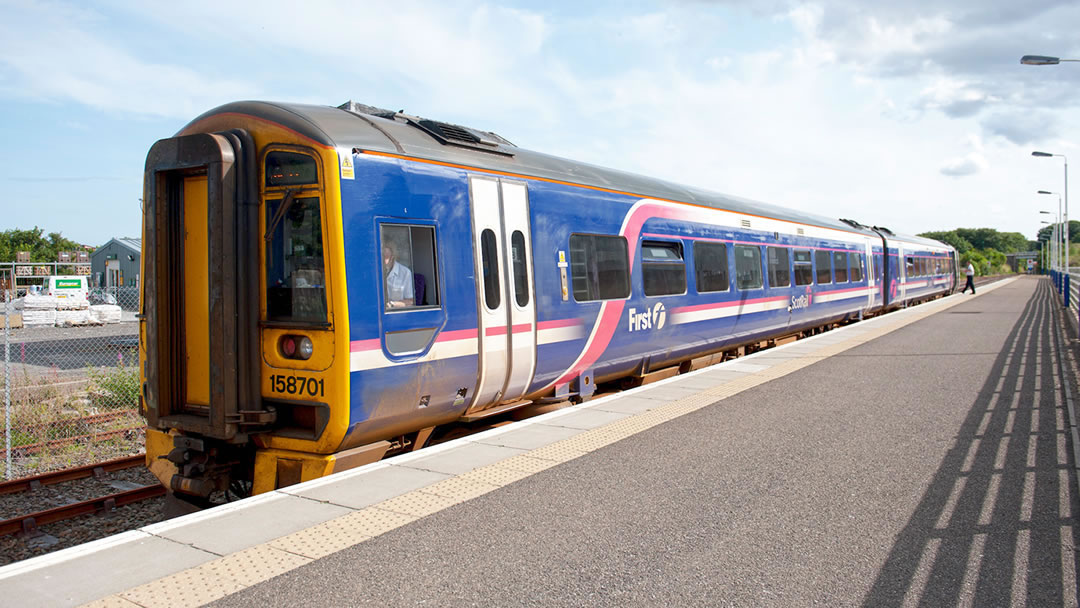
[906,257,915,278]
[815,250,832,284]
[642,240,686,296]
[833,251,849,283]
[265,151,318,187]
[734,245,763,290]
[480,229,501,310]
[694,242,729,293]
[570,234,630,301]
[794,250,813,286]
[850,253,864,282]
[265,196,327,322]
[511,231,530,307]
[767,247,790,288]
[380,224,440,310]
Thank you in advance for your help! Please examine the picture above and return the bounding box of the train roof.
[185,100,890,239]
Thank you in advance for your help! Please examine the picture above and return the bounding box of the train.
[139,100,958,511]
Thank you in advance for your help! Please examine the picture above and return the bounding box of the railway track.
[0,455,164,539]
[0,454,164,566]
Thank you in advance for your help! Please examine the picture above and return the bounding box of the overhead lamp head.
[1038,190,1054,194]
[1032,151,1054,157]
[1021,55,1061,65]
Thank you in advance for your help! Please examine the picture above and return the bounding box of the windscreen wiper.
[263,189,297,242]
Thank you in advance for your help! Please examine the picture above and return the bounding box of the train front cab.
[140,126,358,508]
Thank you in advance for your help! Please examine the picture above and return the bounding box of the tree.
[0,227,85,262]
[919,230,973,253]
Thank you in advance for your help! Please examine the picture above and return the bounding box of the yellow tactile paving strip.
[83,282,1012,608]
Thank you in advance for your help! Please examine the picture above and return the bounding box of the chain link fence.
[2,284,142,481]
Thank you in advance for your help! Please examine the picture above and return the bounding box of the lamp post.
[1033,153,1068,272]
[1039,192,1063,276]
[1041,214,1054,271]
[1021,55,1080,65]
[1041,221,1052,274]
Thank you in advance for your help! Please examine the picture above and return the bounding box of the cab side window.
[381,224,439,310]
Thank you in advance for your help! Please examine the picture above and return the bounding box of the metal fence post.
[1067,274,1072,308]
[4,289,10,480]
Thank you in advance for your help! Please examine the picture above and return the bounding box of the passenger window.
[380,224,440,310]
[642,240,686,296]
[734,245,763,290]
[767,247,790,288]
[480,229,501,310]
[694,242,729,293]
[570,234,630,301]
[815,250,832,284]
[850,253,864,282]
[511,231,529,307]
[833,251,849,283]
[906,257,915,277]
[794,250,813,286]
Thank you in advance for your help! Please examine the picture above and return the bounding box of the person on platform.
[960,261,975,294]
[383,244,414,308]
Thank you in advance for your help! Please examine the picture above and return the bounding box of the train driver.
[383,243,415,308]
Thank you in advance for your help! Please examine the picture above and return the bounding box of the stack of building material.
[89,304,123,324]
[21,295,57,326]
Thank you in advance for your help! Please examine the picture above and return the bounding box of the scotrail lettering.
[790,293,812,310]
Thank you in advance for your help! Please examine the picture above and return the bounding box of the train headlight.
[297,336,314,360]
[279,335,314,360]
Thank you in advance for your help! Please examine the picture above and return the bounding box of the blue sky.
[2,0,1079,247]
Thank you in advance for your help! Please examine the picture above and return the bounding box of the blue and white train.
[139,100,957,507]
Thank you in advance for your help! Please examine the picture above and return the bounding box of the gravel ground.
[0,465,164,567]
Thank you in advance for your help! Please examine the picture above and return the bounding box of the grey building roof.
[93,237,141,257]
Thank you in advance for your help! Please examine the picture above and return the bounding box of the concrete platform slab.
[396,442,527,476]
[287,465,450,510]
[474,422,584,450]
[690,369,750,383]
[634,384,706,401]
[588,395,664,415]
[0,532,216,608]
[719,361,770,372]
[542,408,631,430]
[667,375,732,391]
[147,493,352,556]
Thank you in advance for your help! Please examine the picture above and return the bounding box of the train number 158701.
[269,374,324,398]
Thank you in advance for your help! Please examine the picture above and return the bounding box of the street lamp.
[1041,221,1052,273]
[1039,191,1063,272]
[1021,55,1080,65]
[1033,152,1068,272]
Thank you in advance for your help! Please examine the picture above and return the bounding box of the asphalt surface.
[210,276,1079,607]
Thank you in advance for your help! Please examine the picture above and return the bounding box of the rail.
[0,454,144,494]
[0,483,165,537]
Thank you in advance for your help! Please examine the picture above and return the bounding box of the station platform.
[2,275,1079,607]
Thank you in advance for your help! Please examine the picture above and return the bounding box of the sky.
[2,0,1079,247]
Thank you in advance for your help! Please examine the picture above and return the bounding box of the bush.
[87,360,140,410]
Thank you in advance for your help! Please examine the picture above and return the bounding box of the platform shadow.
[863,279,1080,607]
